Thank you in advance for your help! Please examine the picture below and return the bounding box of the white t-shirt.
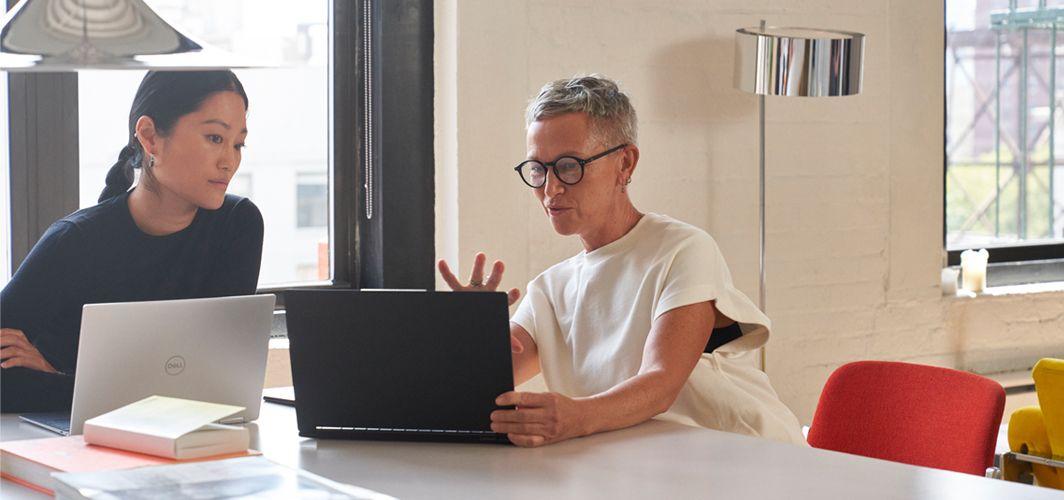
[511,213,806,445]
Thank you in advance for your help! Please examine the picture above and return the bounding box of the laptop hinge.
[219,416,247,425]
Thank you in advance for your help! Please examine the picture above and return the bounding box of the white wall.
[0,74,8,286]
[435,0,1064,424]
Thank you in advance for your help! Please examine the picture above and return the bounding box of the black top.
[0,192,263,412]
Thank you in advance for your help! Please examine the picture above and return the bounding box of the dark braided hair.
[98,70,249,203]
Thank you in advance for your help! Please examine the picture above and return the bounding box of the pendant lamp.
[1,0,256,71]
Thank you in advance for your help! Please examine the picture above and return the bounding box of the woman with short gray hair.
[525,74,639,148]
[440,74,804,447]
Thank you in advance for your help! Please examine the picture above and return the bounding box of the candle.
[960,249,989,293]
[941,267,959,295]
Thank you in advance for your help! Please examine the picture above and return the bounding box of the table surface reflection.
[2,400,1058,500]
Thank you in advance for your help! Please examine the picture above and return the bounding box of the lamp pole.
[759,22,767,371]
[733,22,865,372]
[758,20,767,315]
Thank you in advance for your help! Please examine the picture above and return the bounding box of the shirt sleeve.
[653,227,771,353]
[0,221,86,369]
[653,229,723,321]
[510,281,539,343]
[210,197,264,296]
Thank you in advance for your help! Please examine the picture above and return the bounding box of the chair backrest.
[807,360,1006,476]
[1034,358,1064,455]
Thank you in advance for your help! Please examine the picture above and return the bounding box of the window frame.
[944,1,1064,286]
[5,0,435,303]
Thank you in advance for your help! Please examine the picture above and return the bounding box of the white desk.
[2,402,1058,499]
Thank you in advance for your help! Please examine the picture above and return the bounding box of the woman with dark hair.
[0,70,264,413]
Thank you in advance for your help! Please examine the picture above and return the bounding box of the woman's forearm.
[574,367,686,436]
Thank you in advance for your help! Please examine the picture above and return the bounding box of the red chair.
[806,360,1006,476]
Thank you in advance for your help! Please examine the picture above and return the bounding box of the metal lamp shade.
[1,0,256,71]
[734,27,864,97]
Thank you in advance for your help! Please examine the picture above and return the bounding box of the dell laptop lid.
[28,294,275,436]
[284,290,514,444]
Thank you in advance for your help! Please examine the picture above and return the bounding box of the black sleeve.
[1,221,84,367]
[212,197,264,296]
[705,322,743,353]
[1,221,85,413]
[0,368,75,413]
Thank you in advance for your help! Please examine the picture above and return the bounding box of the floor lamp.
[733,24,865,370]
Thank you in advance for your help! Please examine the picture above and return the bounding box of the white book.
[51,456,397,500]
[82,396,249,460]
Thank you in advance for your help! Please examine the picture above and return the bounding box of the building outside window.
[76,0,329,287]
[946,0,1064,268]
[296,173,328,229]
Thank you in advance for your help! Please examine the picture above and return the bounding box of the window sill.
[265,338,292,388]
[942,258,1064,295]
[948,280,1064,298]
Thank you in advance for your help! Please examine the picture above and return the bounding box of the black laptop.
[284,289,514,444]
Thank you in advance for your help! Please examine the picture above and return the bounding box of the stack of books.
[0,433,257,495]
[80,395,251,460]
[2,396,394,499]
[1,396,256,495]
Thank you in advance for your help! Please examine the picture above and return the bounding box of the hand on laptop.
[490,391,587,447]
[438,253,521,306]
[0,328,59,373]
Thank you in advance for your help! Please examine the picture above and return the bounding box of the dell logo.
[165,356,186,376]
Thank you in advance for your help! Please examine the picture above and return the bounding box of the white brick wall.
[435,0,1064,424]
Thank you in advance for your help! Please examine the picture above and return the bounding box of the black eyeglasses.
[514,144,627,188]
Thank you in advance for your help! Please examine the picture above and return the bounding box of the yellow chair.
[1005,358,1064,489]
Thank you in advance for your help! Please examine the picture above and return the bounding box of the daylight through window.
[946,0,1064,253]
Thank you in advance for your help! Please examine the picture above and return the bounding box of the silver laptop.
[21,295,275,435]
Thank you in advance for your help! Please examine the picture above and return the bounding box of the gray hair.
[525,74,638,147]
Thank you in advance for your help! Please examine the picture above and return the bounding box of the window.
[227,174,253,200]
[296,174,328,228]
[5,0,435,294]
[946,0,1064,284]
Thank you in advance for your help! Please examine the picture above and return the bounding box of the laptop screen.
[65,294,275,435]
[285,290,514,442]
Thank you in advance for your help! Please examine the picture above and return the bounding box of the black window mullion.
[336,0,434,291]
[378,0,434,290]
[330,0,366,289]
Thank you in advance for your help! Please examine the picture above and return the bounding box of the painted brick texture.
[437,0,1064,424]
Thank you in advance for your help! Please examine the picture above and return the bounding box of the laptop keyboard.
[315,426,495,435]
[19,411,72,435]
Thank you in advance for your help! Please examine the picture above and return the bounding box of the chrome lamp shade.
[1,0,254,71]
[730,25,865,371]
[734,27,864,97]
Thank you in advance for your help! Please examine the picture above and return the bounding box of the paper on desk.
[84,396,245,440]
[51,456,398,500]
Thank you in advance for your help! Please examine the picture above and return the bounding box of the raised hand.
[438,253,520,306]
